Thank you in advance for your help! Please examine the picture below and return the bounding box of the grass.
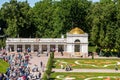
[53,58,120,69]
[50,72,120,80]
[0,59,9,73]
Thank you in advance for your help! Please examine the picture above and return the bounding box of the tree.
[60,0,91,34]
[33,0,92,38]
[115,0,120,54]
[0,10,7,35]
[90,0,117,50]
[0,0,36,38]
[33,0,54,38]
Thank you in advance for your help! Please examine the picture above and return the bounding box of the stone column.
[22,45,25,53]
[47,44,50,53]
[31,44,34,53]
[39,45,42,53]
[14,44,17,52]
[64,44,66,52]
[72,44,74,53]
[80,44,82,52]
[56,44,58,52]
[6,44,9,53]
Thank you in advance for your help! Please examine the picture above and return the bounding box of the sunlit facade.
[6,27,88,57]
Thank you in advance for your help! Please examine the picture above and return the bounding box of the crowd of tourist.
[0,49,43,80]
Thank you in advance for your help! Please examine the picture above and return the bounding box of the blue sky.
[0,0,100,8]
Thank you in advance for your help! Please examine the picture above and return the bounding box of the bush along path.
[42,52,54,80]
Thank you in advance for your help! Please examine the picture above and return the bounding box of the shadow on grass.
[49,71,56,80]
[48,78,56,80]
[52,60,56,68]
[52,65,55,68]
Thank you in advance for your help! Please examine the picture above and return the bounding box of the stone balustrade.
[6,38,66,43]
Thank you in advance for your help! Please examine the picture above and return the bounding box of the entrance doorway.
[25,45,31,52]
[9,45,14,52]
[58,45,64,52]
[17,45,22,52]
[34,45,39,52]
[42,45,47,53]
[50,45,55,52]
[74,39,80,52]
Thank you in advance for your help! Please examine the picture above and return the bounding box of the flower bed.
[50,72,120,80]
[54,58,120,69]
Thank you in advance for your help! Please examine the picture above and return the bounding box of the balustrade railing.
[6,38,66,43]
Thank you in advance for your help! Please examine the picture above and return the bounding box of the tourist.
[46,52,49,57]
[60,47,64,56]
[17,48,20,52]
[65,64,69,71]
[32,64,39,72]
[0,52,43,80]
[65,64,72,71]
[36,51,40,57]
[0,73,3,80]
[42,64,45,72]
[27,47,31,53]
[40,61,43,68]
[36,71,41,80]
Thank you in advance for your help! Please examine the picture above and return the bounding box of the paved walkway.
[54,52,120,59]
[28,53,49,69]
[52,69,120,73]
[28,53,49,77]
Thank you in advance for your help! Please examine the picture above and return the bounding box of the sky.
[0,0,100,8]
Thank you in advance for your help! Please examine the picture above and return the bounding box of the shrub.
[0,60,9,73]
[42,73,48,80]
[50,52,54,59]
[42,52,54,79]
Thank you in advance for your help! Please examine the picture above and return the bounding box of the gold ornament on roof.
[69,27,84,34]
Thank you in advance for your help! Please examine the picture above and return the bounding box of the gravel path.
[28,53,49,77]
[52,69,120,73]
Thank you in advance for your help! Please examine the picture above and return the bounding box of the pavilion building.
[6,27,88,57]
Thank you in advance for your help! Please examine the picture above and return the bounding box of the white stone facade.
[66,33,88,57]
[6,27,88,57]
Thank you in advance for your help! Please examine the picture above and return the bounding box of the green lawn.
[0,60,9,73]
[50,72,120,80]
[53,58,120,69]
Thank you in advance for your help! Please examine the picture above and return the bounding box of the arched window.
[74,39,80,52]
[74,39,80,43]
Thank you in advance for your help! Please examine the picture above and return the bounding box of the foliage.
[42,73,48,80]
[0,60,9,73]
[0,0,120,51]
[50,72,120,80]
[88,46,96,52]
[50,52,54,59]
[91,52,94,59]
[32,0,91,38]
[42,52,54,79]
[0,0,36,38]
[89,0,119,52]
[0,39,5,48]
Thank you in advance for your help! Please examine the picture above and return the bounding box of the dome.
[69,27,84,34]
